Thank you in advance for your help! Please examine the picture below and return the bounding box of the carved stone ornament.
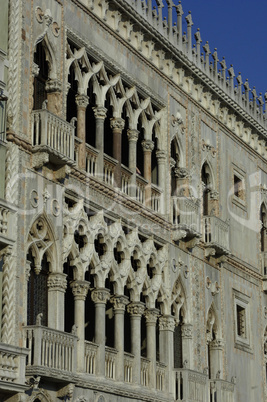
[51,199,60,216]
[159,315,175,331]
[172,229,187,241]
[127,129,139,142]
[110,295,129,311]
[210,338,224,349]
[202,139,216,157]
[181,324,193,339]
[45,78,62,93]
[156,150,167,162]
[171,111,183,127]
[76,94,89,108]
[32,62,40,77]
[47,273,67,291]
[174,167,190,179]
[206,276,211,289]
[91,288,110,304]
[264,306,267,319]
[141,140,154,152]
[127,302,145,317]
[93,106,107,119]
[57,383,75,399]
[30,189,39,208]
[144,308,159,324]
[110,117,125,131]
[71,280,90,300]
[210,190,219,200]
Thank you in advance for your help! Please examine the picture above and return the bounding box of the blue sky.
[157,0,267,97]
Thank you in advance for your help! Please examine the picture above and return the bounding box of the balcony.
[209,379,235,402]
[31,109,75,166]
[172,196,201,243]
[203,216,230,258]
[24,325,78,381]
[0,199,16,250]
[174,368,208,401]
[0,343,28,395]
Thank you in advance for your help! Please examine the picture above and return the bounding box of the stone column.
[142,140,154,207]
[76,94,89,170]
[45,78,62,116]
[159,315,175,395]
[47,272,67,331]
[91,288,110,376]
[156,150,166,214]
[127,302,145,384]
[0,246,15,344]
[110,118,125,189]
[127,129,139,197]
[110,295,129,381]
[209,338,224,380]
[144,308,159,389]
[181,323,193,369]
[71,280,90,372]
[93,106,107,180]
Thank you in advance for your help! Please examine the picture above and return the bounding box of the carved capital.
[75,94,89,109]
[47,273,67,291]
[110,117,125,131]
[159,315,175,331]
[181,323,193,339]
[57,383,75,399]
[210,338,224,350]
[144,308,159,324]
[110,295,129,311]
[141,140,154,152]
[45,78,62,93]
[156,150,167,163]
[127,301,145,317]
[91,288,110,304]
[93,106,107,119]
[70,280,90,300]
[210,190,219,200]
[127,129,139,142]
[174,167,189,179]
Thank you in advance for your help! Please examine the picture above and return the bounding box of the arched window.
[67,63,78,123]
[33,42,48,110]
[202,162,212,216]
[63,257,74,333]
[151,131,158,185]
[171,138,181,196]
[260,204,267,252]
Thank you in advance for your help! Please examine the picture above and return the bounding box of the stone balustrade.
[0,343,28,394]
[85,143,98,176]
[174,368,208,402]
[141,357,150,387]
[136,175,147,204]
[31,109,75,163]
[103,154,117,186]
[84,341,98,374]
[105,347,117,379]
[156,361,166,391]
[121,164,132,196]
[0,199,16,249]
[24,326,78,375]
[209,379,235,402]
[151,184,162,212]
[124,352,134,383]
[172,196,201,236]
[203,215,230,255]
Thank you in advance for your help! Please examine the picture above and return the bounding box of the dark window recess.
[33,43,48,110]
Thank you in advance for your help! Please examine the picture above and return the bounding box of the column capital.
[144,308,159,324]
[70,280,90,300]
[159,315,175,331]
[156,150,167,162]
[142,140,154,152]
[45,78,62,93]
[110,117,125,131]
[93,106,107,119]
[110,295,129,311]
[127,129,139,142]
[75,94,89,109]
[209,338,224,350]
[127,301,145,317]
[91,287,110,304]
[47,272,67,291]
[181,323,193,339]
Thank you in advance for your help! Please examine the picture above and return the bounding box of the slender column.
[110,118,125,188]
[76,95,89,170]
[71,280,90,372]
[45,78,62,116]
[47,272,67,331]
[91,288,110,376]
[209,338,224,380]
[110,295,129,381]
[181,323,193,369]
[127,129,139,197]
[142,140,154,207]
[144,308,159,389]
[159,315,175,395]
[156,150,166,214]
[0,246,15,344]
[93,106,107,180]
[127,302,145,384]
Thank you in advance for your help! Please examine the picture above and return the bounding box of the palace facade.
[1,1,267,401]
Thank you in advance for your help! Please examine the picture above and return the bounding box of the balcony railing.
[0,343,28,394]
[151,184,162,212]
[203,215,230,255]
[172,196,201,236]
[85,144,98,176]
[0,199,16,249]
[209,379,235,402]
[121,164,132,196]
[141,357,150,387]
[84,341,98,374]
[174,369,208,402]
[105,346,117,379]
[136,175,147,204]
[103,154,117,186]
[24,326,78,376]
[156,361,166,391]
[31,109,75,163]
[124,352,134,383]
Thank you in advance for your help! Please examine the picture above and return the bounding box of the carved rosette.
[91,288,110,304]
[70,280,90,300]
[110,295,129,311]
[47,273,67,292]
[144,308,159,325]
[127,129,139,142]
[75,94,89,109]
[110,118,125,131]
[127,302,145,317]
[93,106,107,120]
[159,315,175,332]
[141,140,154,152]
[181,323,193,339]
